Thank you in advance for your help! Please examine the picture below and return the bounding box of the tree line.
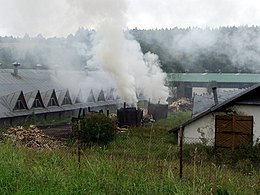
[1,26,260,73]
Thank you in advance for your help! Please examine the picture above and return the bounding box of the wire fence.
[71,114,258,184]
[180,136,218,181]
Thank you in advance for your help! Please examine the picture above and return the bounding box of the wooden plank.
[215,133,232,148]
[215,115,253,149]
[216,117,233,133]
[234,116,253,134]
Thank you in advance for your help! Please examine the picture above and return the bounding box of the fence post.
[77,119,81,169]
[179,126,183,179]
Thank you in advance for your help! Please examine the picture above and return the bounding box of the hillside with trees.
[1,26,260,73]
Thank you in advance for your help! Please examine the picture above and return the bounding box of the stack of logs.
[169,98,192,112]
[1,125,63,150]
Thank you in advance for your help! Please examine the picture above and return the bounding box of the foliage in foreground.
[0,141,259,195]
[0,112,259,194]
[76,113,116,145]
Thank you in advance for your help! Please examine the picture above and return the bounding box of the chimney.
[13,62,20,76]
[212,87,218,105]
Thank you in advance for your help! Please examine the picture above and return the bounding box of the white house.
[171,84,260,149]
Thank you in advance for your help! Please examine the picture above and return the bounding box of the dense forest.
[1,26,260,73]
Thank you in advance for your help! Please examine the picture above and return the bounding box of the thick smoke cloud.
[66,0,168,104]
[0,0,169,104]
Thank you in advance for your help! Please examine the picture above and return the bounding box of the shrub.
[78,113,116,145]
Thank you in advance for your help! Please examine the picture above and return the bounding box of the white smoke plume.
[68,0,168,104]
[0,0,169,104]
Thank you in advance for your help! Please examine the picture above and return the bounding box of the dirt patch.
[39,124,73,140]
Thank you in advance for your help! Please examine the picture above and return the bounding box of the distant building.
[0,67,118,127]
[166,73,260,99]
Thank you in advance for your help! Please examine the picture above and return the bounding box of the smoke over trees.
[131,26,260,73]
[1,26,259,73]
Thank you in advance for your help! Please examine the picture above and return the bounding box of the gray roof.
[192,89,243,117]
[40,89,57,107]
[0,69,60,96]
[0,69,118,119]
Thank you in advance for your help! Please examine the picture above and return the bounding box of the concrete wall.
[183,113,215,146]
[192,87,208,97]
[182,104,260,146]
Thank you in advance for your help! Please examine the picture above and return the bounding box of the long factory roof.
[166,73,260,83]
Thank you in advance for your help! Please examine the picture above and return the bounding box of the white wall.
[182,104,260,146]
[192,87,208,97]
[183,113,215,146]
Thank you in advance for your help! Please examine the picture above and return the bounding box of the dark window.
[32,99,43,108]
[32,93,43,108]
[48,97,58,107]
[14,99,26,110]
[62,92,72,105]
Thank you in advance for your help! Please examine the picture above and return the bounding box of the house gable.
[14,91,28,110]
[32,91,44,108]
[75,89,82,104]
[47,90,59,107]
[61,90,72,105]
[106,89,115,101]
[87,89,96,102]
[25,90,44,109]
[97,90,105,102]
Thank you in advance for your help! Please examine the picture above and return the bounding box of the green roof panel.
[166,73,260,83]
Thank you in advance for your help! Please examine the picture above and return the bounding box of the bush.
[78,113,116,145]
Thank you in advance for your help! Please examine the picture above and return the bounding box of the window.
[47,91,58,107]
[14,99,26,110]
[62,91,72,105]
[48,97,58,106]
[32,92,44,108]
[32,99,43,108]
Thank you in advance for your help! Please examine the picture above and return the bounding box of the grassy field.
[0,111,259,194]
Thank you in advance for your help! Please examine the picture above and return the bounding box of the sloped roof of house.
[170,83,260,133]
[192,89,243,117]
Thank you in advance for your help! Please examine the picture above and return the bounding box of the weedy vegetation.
[0,111,259,194]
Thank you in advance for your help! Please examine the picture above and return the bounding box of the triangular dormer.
[14,91,28,110]
[62,90,72,105]
[75,89,82,104]
[97,89,105,101]
[87,89,96,102]
[47,90,59,107]
[32,91,44,108]
[106,89,115,101]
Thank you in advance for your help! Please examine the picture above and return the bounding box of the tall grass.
[0,111,259,194]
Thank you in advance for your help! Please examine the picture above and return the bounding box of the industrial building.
[166,73,260,98]
[0,65,119,127]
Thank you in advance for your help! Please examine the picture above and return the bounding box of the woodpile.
[169,98,192,112]
[1,125,63,150]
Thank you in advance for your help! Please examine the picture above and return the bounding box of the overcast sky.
[0,0,260,37]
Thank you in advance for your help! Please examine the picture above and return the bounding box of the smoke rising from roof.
[64,0,168,104]
[0,0,168,104]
